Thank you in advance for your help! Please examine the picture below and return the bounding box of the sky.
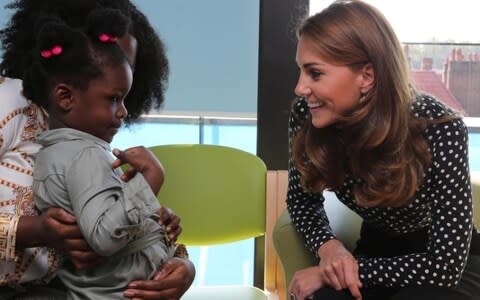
[309,0,480,42]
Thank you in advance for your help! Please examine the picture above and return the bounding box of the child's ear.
[52,83,74,112]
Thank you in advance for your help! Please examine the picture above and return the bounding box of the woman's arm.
[287,98,363,298]
[287,160,362,299]
[16,208,78,249]
[286,98,337,253]
[16,208,103,269]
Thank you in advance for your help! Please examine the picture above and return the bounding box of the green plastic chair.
[148,144,270,300]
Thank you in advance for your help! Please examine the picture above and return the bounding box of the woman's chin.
[311,116,337,129]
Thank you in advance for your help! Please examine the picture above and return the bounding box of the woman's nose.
[294,76,311,97]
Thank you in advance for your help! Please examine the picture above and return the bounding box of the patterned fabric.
[0,77,57,288]
[287,94,480,288]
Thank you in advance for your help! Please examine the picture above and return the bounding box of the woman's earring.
[359,93,367,104]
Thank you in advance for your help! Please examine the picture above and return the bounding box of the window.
[309,0,480,170]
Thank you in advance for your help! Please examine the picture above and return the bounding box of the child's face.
[69,61,133,143]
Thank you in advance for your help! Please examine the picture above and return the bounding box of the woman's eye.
[309,70,322,79]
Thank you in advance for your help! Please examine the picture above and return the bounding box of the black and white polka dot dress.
[286,94,480,288]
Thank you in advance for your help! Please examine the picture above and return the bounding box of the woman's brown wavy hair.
[291,0,457,207]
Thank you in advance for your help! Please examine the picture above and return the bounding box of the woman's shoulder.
[0,76,30,115]
[0,76,24,96]
[410,93,458,120]
[412,93,468,141]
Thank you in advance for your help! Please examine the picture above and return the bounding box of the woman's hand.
[317,239,362,300]
[112,146,164,195]
[155,207,182,243]
[288,265,324,300]
[17,207,103,269]
[42,208,104,270]
[123,257,196,300]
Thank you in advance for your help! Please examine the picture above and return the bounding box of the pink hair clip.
[98,33,118,43]
[40,45,63,58]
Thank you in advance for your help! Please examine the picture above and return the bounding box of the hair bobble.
[40,45,63,58]
[98,33,117,43]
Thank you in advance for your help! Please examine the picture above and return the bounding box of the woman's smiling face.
[294,36,366,128]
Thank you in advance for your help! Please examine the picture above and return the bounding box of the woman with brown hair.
[286,1,480,299]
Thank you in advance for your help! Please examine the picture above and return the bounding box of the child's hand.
[112,146,164,194]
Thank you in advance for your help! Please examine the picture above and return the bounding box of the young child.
[25,9,176,299]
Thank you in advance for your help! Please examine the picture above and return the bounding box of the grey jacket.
[33,128,175,300]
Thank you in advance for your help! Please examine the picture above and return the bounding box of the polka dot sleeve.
[286,98,337,255]
[357,118,473,288]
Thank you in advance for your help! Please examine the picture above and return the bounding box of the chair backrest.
[149,144,267,246]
